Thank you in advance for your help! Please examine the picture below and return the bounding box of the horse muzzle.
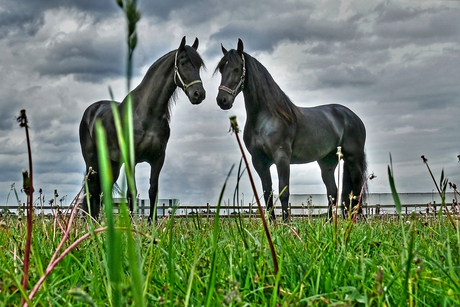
[216,91,234,110]
[186,83,206,105]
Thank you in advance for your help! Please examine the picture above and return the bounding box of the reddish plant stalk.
[229,116,279,277]
[17,110,34,306]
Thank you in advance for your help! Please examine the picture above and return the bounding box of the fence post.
[163,203,165,217]
[376,204,380,215]
[207,203,210,220]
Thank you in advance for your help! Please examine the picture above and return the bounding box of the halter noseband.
[174,51,202,91]
[218,53,246,97]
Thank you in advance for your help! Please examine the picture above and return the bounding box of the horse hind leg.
[318,151,339,221]
[341,153,366,218]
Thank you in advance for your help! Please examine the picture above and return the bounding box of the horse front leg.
[85,168,102,219]
[148,155,165,224]
[126,167,137,215]
[252,156,275,222]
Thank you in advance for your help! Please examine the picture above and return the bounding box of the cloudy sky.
[1,0,459,208]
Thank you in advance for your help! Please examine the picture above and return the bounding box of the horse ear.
[179,36,186,51]
[221,43,228,55]
[237,38,244,55]
[192,37,199,50]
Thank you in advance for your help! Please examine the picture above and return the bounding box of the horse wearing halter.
[218,53,246,97]
[174,50,202,90]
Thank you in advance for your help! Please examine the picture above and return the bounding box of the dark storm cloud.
[372,2,460,45]
[0,0,118,39]
[0,10,44,39]
[315,66,378,88]
[208,10,358,55]
[35,33,125,82]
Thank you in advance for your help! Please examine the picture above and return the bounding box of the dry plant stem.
[25,226,108,306]
[229,116,279,277]
[17,110,34,306]
[50,205,65,233]
[276,222,302,241]
[351,174,373,223]
[47,186,84,267]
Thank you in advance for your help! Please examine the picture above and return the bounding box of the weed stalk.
[229,115,279,277]
[16,109,34,306]
[421,155,457,230]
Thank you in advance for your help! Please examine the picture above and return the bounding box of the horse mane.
[215,50,300,124]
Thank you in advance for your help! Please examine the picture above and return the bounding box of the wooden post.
[163,203,165,217]
[376,204,380,215]
[207,203,210,220]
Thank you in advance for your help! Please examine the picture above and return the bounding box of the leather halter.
[218,53,246,97]
[174,51,202,91]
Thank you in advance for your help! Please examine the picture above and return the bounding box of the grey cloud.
[35,33,125,82]
[373,4,460,45]
[208,15,358,56]
[0,0,118,39]
[0,10,44,39]
[315,65,378,89]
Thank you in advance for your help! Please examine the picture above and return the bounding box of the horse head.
[175,36,206,105]
[215,38,245,110]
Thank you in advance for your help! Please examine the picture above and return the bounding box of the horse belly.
[290,132,340,164]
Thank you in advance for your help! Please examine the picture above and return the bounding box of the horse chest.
[136,129,169,157]
[244,125,288,157]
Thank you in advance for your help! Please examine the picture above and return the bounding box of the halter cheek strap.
[174,51,202,91]
[218,53,246,97]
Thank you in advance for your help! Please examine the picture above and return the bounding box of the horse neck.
[242,90,262,123]
[121,52,176,122]
[242,56,299,126]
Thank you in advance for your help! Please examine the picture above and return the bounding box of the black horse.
[215,39,366,221]
[79,37,206,222]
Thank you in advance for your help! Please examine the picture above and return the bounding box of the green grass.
[1,213,459,306]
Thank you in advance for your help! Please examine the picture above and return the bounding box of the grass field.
[1,210,459,306]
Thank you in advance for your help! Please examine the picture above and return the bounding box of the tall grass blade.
[95,120,122,307]
[205,165,234,307]
[120,203,145,306]
[388,154,402,217]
